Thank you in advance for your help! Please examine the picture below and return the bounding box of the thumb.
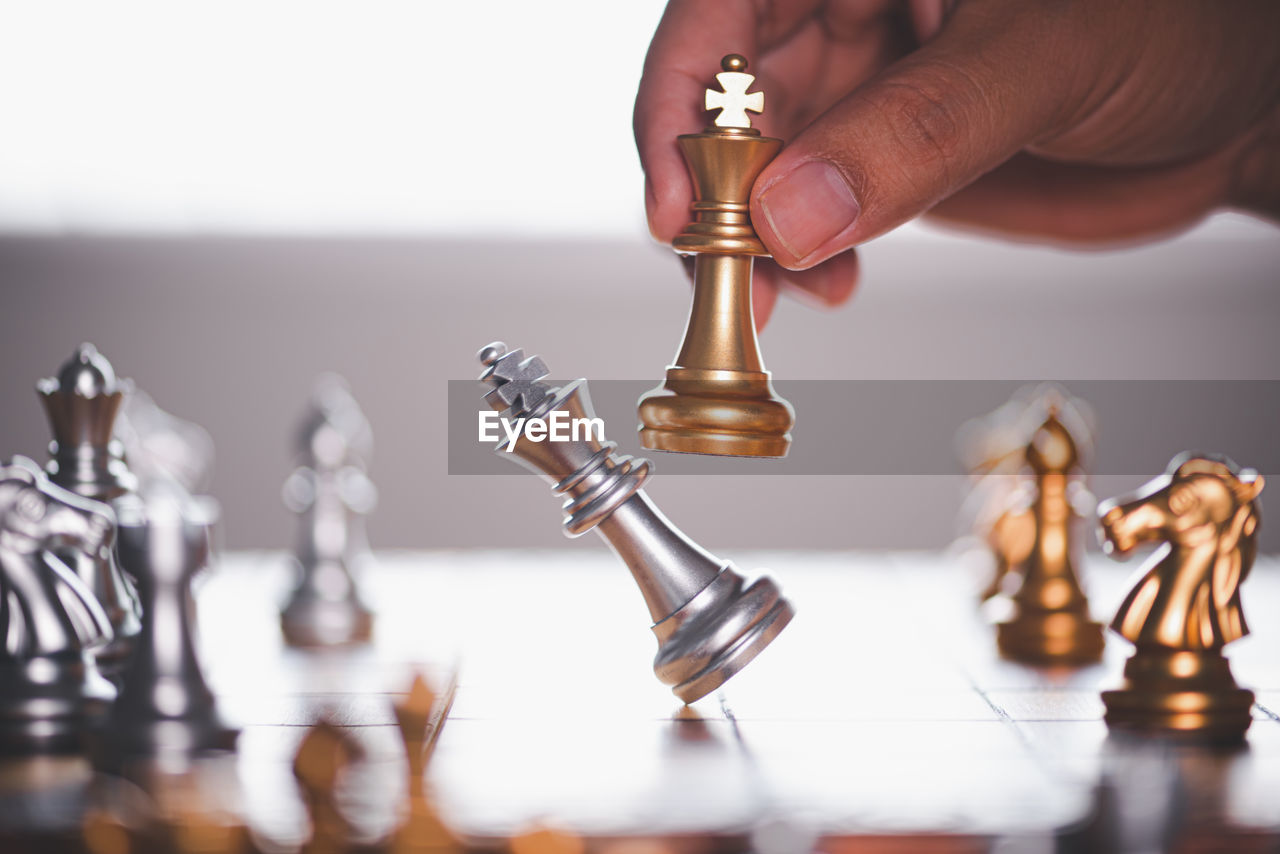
[751,2,1095,268]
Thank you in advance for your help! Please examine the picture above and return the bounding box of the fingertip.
[645,169,693,245]
[812,250,860,307]
[751,270,780,331]
[644,177,663,242]
[767,251,860,309]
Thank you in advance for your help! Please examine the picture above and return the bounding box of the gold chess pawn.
[995,410,1105,665]
[637,54,795,458]
[1099,454,1263,743]
[391,674,462,854]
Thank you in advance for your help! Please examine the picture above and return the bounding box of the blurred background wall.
[2,1,1278,554]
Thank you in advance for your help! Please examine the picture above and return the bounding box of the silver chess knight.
[95,483,237,766]
[0,457,118,754]
[114,386,216,494]
[280,376,376,647]
[478,342,794,703]
[37,344,142,681]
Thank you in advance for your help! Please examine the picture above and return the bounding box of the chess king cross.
[705,56,764,128]
[477,353,604,452]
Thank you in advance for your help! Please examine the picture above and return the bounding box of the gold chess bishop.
[1099,454,1263,743]
[957,386,1096,602]
[638,54,795,458]
[994,409,1105,665]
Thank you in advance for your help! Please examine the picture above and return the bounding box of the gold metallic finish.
[1098,454,1263,743]
[638,55,794,458]
[995,411,1105,665]
[957,386,1096,602]
[981,490,1036,602]
[671,133,781,256]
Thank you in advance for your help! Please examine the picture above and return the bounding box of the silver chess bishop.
[478,342,794,703]
[279,375,377,647]
[36,344,143,682]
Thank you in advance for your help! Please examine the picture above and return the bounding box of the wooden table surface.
[2,548,1278,853]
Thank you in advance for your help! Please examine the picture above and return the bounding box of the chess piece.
[995,409,1105,665]
[390,674,462,853]
[0,457,118,754]
[958,385,1096,480]
[1098,453,1263,743]
[84,764,250,854]
[479,342,794,703]
[115,387,216,494]
[294,718,363,854]
[96,483,238,766]
[977,483,1037,602]
[510,825,585,854]
[957,386,1095,601]
[280,375,376,647]
[37,343,143,681]
[637,54,794,458]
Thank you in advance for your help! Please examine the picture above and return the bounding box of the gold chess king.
[638,54,795,459]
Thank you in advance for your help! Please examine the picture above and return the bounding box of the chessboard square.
[984,690,1106,722]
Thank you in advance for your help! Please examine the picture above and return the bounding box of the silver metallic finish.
[36,344,142,682]
[478,342,794,703]
[279,375,376,647]
[96,483,237,767]
[115,387,216,494]
[0,456,118,754]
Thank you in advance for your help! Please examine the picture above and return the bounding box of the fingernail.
[758,160,860,265]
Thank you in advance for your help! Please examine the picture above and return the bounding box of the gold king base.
[638,376,793,459]
[637,393,793,457]
[996,608,1105,666]
[1103,647,1254,744]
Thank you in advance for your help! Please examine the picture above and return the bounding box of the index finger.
[632,0,765,243]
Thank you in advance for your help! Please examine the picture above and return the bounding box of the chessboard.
[3,547,1277,853]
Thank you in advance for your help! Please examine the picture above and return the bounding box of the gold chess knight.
[480,342,793,703]
[638,54,795,458]
[1099,453,1264,743]
[993,408,1106,665]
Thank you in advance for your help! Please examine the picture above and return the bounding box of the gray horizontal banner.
[448,380,1280,476]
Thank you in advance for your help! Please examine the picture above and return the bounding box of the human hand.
[634,0,1280,327]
